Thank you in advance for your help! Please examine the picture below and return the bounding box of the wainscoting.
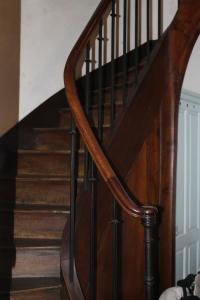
[176,89,200,282]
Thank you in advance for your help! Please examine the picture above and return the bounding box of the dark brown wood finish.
[64,0,157,219]
[0,89,72,299]
[64,0,200,298]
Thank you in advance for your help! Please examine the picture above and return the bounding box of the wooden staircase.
[1,0,200,298]
[0,49,142,298]
[0,97,71,298]
[0,32,155,297]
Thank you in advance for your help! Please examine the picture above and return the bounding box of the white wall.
[20,0,178,120]
[183,39,200,94]
[19,0,200,120]
[176,90,200,281]
[19,0,99,119]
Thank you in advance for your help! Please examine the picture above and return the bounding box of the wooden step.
[11,277,61,292]
[0,277,62,299]
[10,287,61,300]
[19,128,71,151]
[0,176,82,207]
[10,277,61,300]
[0,205,68,240]
[91,82,130,106]
[19,123,111,151]
[13,205,68,240]
[0,239,61,279]
[17,150,84,177]
[59,100,123,128]
[30,128,71,151]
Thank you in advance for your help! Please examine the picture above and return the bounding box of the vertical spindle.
[111,0,116,127]
[123,0,128,106]
[89,160,97,300]
[112,200,120,300]
[135,0,139,84]
[98,20,103,141]
[69,118,78,282]
[141,208,159,300]
[158,0,162,39]
[147,0,150,59]
[84,43,92,186]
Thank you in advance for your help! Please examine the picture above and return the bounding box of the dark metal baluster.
[146,0,150,60]
[111,2,120,297]
[112,201,120,300]
[158,0,162,39]
[123,0,128,106]
[97,20,103,141]
[111,0,116,127]
[89,160,97,300]
[135,0,139,85]
[69,117,78,282]
[85,40,97,300]
[141,210,159,300]
[84,43,91,186]
[85,43,91,115]
[178,0,181,7]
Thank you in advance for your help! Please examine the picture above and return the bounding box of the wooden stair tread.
[18,149,75,155]
[34,127,72,131]
[14,238,61,249]
[59,98,123,112]
[0,174,83,181]
[0,238,62,250]
[10,277,61,293]
[92,80,134,94]
[15,204,69,213]
[0,204,69,213]
[29,123,110,131]
[17,148,84,157]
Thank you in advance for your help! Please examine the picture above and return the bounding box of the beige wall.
[19,0,99,119]
[0,0,20,135]
[0,0,198,136]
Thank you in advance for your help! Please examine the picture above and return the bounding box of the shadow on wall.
[0,0,20,298]
[0,128,18,300]
[0,87,67,299]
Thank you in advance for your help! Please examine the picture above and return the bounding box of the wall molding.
[181,89,200,105]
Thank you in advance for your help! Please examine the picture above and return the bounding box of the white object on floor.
[159,287,184,300]
[194,273,200,297]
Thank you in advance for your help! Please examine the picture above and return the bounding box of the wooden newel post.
[141,207,159,300]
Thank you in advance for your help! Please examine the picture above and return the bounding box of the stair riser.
[0,248,60,278]
[17,153,84,176]
[91,87,123,107]
[16,211,67,240]
[16,179,72,207]
[9,288,61,300]
[15,179,71,207]
[20,129,80,151]
[0,211,67,240]
[59,105,113,128]
[33,130,71,151]
[19,125,110,151]
[59,76,132,126]
[0,179,81,207]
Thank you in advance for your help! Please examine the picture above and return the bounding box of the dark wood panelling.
[72,0,200,298]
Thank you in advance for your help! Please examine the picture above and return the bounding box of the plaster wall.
[19,0,100,119]
[1,0,199,129]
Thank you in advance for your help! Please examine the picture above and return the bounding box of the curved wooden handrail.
[64,0,157,218]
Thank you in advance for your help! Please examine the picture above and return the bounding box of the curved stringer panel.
[62,0,200,299]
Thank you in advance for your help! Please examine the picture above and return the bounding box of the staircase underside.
[0,89,70,299]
